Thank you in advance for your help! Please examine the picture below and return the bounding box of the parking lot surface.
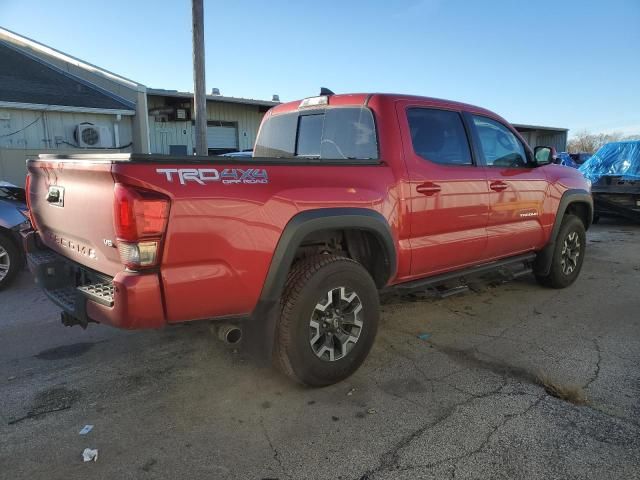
[1,220,639,479]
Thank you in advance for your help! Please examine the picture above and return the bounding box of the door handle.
[416,182,441,196]
[490,181,508,192]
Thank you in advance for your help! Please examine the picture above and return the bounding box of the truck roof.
[270,93,497,118]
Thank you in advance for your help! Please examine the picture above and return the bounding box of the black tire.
[535,214,586,289]
[0,232,20,291]
[274,254,379,387]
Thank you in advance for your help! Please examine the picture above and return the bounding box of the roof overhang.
[148,88,279,107]
[513,123,569,132]
[0,101,135,116]
[0,27,146,93]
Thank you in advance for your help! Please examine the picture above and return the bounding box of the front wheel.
[535,214,586,289]
[274,255,379,387]
[0,232,20,290]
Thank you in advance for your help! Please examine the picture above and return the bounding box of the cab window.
[407,108,473,165]
[471,116,529,167]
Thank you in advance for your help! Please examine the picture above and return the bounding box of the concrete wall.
[148,95,267,154]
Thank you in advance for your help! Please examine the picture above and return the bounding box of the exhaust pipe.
[217,324,243,345]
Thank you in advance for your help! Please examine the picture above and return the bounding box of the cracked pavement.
[1,220,639,479]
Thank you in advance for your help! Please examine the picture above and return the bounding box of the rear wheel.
[0,232,20,290]
[275,255,379,387]
[535,214,586,289]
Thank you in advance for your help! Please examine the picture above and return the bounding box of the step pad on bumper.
[46,282,114,312]
[77,283,114,307]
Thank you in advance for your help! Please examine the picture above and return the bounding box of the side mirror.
[534,146,555,166]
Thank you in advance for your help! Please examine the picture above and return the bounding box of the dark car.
[579,141,640,223]
[554,152,591,169]
[569,152,592,165]
[555,152,578,167]
[0,181,29,289]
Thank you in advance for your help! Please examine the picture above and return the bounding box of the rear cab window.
[255,107,378,160]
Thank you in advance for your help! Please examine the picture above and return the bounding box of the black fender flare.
[244,208,396,360]
[534,188,593,276]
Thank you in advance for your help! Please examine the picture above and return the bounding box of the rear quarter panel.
[113,162,401,323]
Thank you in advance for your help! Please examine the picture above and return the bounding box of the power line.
[0,113,43,138]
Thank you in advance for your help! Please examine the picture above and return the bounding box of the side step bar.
[389,253,536,295]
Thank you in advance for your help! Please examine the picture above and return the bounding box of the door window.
[471,116,529,167]
[407,108,473,165]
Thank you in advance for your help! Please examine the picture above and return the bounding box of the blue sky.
[2,0,639,135]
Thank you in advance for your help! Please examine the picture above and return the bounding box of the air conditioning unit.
[74,123,113,148]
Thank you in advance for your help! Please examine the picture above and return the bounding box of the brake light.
[299,95,328,108]
[24,174,35,229]
[113,184,169,270]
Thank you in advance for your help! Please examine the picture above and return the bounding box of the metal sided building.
[0,28,151,185]
[513,124,568,152]
[0,28,278,184]
[147,89,278,155]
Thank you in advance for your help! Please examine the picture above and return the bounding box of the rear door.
[397,102,490,277]
[27,158,122,277]
[467,114,548,258]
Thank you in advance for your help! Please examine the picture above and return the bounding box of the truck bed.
[26,153,395,327]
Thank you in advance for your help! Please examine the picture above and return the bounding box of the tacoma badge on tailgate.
[47,231,97,259]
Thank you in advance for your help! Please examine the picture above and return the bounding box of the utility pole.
[192,0,207,155]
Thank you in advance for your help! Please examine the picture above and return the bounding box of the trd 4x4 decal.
[157,168,268,185]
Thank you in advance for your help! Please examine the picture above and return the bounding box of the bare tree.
[567,130,624,153]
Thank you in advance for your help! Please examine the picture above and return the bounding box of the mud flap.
[243,299,279,363]
[533,242,554,276]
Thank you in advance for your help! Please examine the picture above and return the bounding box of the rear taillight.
[113,183,169,270]
[24,174,35,228]
[117,241,160,268]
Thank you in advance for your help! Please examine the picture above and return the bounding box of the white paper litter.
[79,425,94,435]
[82,448,98,462]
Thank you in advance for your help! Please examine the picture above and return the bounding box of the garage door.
[207,125,237,149]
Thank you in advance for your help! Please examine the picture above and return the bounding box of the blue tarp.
[579,141,640,182]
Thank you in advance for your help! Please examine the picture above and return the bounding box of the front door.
[397,103,490,278]
[467,114,548,259]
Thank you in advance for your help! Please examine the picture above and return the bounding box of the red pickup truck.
[23,92,592,386]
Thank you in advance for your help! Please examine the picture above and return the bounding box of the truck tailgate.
[27,159,122,277]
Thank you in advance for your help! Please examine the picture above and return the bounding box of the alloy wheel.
[561,231,580,275]
[0,245,10,282]
[309,286,363,362]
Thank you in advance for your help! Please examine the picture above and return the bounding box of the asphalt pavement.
[1,220,639,479]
